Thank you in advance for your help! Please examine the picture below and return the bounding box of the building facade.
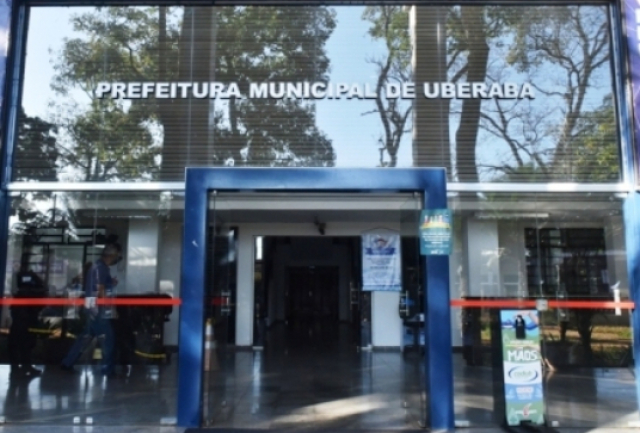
[0,0,638,430]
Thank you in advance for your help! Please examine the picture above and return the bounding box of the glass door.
[198,190,429,429]
[399,193,427,427]
[202,191,238,426]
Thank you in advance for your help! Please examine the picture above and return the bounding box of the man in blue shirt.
[61,243,121,376]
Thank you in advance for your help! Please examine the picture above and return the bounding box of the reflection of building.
[0,2,637,430]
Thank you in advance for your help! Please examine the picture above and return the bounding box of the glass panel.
[202,191,240,425]
[201,191,426,429]
[1,191,181,425]
[18,4,619,182]
[543,308,635,425]
[450,192,636,428]
[399,193,426,427]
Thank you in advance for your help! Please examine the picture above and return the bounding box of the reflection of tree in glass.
[172,6,336,174]
[57,99,158,181]
[447,6,494,182]
[15,108,59,182]
[51,7,178,181]
[50,6,336,180]
[362,6,412,168]
[476,6,615,182]
[10,193,71,241]
[571,97,618,182]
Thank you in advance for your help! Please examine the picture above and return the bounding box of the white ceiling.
[210,192,422,224]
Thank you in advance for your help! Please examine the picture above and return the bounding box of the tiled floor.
[0,363,178,425]
[452,357,639,427]
[203,341,426,429]
[0,322,637,429]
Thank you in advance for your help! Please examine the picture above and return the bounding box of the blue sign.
[419,209,452,255]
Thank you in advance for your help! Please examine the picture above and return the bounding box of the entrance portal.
[177,168,452,430]
[201,192,427,429]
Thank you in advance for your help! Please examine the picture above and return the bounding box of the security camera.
[314,218,326,236]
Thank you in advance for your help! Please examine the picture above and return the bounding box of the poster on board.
[419,209,452,255]
[500,310,545,426]
[361,229,401,291]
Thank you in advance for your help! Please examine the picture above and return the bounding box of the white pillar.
[372,291,402,347]
[235,230,254,346]
[498,220,527,298]
[449,215,464,347]
[125,217,160,294]
[605,215,629,296]
[466,219,501,297]
[157,221,182,346]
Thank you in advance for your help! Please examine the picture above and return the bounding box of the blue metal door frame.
[177,167,454,430]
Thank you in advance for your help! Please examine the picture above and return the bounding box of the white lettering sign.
[95,81,536,100]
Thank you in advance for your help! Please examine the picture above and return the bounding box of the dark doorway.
[287,266,339,323]
[253,236,363,351]
[285,265,340,347]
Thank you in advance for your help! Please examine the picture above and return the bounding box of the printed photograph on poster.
[500,310,545,426]
[361,229,401,291]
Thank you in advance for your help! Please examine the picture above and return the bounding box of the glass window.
[16,4,620,182]
[1,191,182,425]
[450,192,635,427]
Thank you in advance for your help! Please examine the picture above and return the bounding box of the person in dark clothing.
[9,254,47,376]
[514,314,527,339]
[61,243,121,375]
[462,310,477,366]
[502,311,539,338]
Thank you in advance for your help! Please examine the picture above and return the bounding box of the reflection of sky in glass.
[20,5,617,181]
[0,0,12,111]
[22,6,408,169]
[23,7,93,117]
[625,0,640,176]
[317,7,412,168]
